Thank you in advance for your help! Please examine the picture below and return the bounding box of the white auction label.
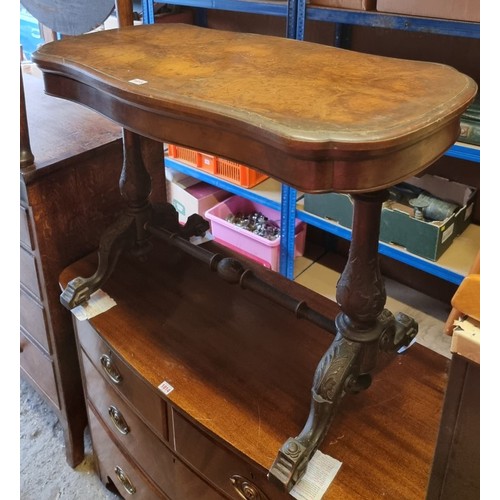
[158,380,175,396]
[290,450,342,500]
[128,78,148,85]
[71,289,116,321]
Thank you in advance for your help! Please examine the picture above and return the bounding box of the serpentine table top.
[32,23,476,193]
[34,22,477,496]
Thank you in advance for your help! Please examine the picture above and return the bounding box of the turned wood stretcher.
[32,23,476,491]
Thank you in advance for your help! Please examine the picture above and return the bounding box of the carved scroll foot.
[60,202,209,310]
[269,333,362,490]
[269,309,418,491]
[60,212,137,309]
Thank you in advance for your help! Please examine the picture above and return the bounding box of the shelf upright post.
[286,0,298,38]
[294,0,307,40]
[276,0,302,280]
[279,185,298,279]
[141,0,155,24]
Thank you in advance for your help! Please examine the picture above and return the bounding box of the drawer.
[75,318,167,439]
[20,331,59,408]
[20,246,42,299]
[80,351,177,496]
[173,409,287,500]
[88,403,221,500]
[20,205,35,250]
[87,404,166,500]
[20,288,50,353]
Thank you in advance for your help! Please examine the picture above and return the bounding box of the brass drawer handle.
[108,406,130,435]
[114,466,136,495]
[230,475,267,500]
[100,354,122,384]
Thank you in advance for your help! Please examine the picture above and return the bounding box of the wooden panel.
[173,408,287,500]
[88,403,221,500]
[20,331,58,408]
[20,288,50,353]
[427,355,479,499]
[76,319,167,438]
[80,351,177,495]
[21,67,122,172]
[173,463,223,500]
[20,205,34,250]
[87,405,166,500]
[19,67,147,468]
[20,246,41,299]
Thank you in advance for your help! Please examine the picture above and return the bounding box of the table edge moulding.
[32,22,476,491]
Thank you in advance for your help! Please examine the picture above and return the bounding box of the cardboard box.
[303,175,476,261]
[168,177,230,225]
[376,0,479,23]
[165,166,193,185]
[309,0,375,10]
[459,96,480,146]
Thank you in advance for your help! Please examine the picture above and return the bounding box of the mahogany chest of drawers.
[20,67,165,466]
[62,240,450,499]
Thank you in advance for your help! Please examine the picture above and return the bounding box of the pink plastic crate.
[205,196,306,271]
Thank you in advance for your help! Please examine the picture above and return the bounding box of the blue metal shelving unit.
[164,157,282,211]
[297,208,469,286]
[143,0,289,23]
[299,6,479,38]
[282,4,480,284]
[446,143,480,163]
[153,0,479,283]
[284,142,480,284]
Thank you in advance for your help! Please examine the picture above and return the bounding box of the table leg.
[60,130,162,309]
[269,191,418,491]
[60,130,210,310]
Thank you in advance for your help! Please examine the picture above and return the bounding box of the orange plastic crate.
[198,153,216,173]
[167,144,268,188]
[214,158,268,188]
[167,144,198,167]
[167,144,216,173]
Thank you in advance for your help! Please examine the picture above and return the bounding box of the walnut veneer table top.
[32,24,476,193]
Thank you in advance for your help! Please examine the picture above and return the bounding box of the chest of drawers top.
[62,240,448,499]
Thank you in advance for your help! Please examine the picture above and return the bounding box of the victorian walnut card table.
[34,23,476,493]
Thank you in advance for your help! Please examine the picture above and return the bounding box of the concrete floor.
[19,250,453,499]
[19,377,116,500]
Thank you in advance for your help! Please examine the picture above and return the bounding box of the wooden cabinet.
[427,353,480,498]
[62,239,451,499]
[20,66,165,466]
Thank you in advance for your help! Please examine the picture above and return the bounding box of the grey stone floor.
[20,377,116,500]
